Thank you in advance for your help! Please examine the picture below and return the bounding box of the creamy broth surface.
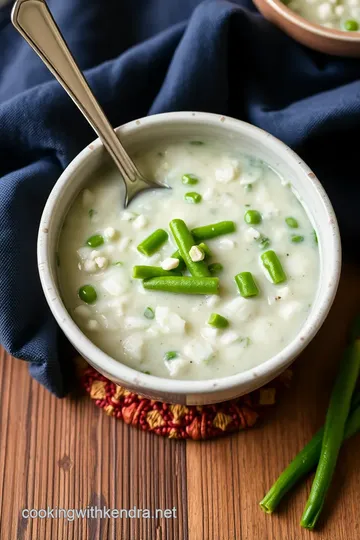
[58,140,319,380]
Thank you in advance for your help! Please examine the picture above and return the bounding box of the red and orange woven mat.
[81,363,292,440]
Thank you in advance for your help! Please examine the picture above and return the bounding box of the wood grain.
[0,264,359,540]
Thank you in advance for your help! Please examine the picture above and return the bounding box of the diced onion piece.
[220,330,240,345]
[200,327,219,343]
[74,305,92,318]
[244,227,261,242]
[205,295,220,308]
[123,334,144,360]
[83,259,97,273]
[87,319,100,331]
[164,356,188,377]
[183,339,214,364]
[278,301,302,320]
[121,211,137,221]
[155,306,186,334]
[118,237,131,252]
[224,296,254,321]
[104,227,117,240]
[133,214,148,230]
[124,317,150,330]
[189,245,205,262]
[239,166,262,185]
[102,276,128,296]
[94,256,108,269]
[215,164,238,183]
[218,238,236,250]
[161,257,180,271]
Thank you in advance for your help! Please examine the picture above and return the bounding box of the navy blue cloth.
[0,0,359,396]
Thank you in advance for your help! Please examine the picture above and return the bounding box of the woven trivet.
[81,362,292,440]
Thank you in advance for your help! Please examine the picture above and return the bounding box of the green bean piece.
[132,266,182,279]
[301,339,360,529]
[78,284,97,304]
[143,307,155,320]
[261,250,287,284]
[260,392,360,514]
[182,173,199,185]
[143,276,219,295]
[285,217,298,228]
[344,19,359,31]
[244,210,262,225]
[86,234,104,248]
[235,272,259,297]
[291,235,304,243]
[184,191,202,204]
[170,219,210,277]
[197,242,212,257]
[164,351,178,361]
[208,262,223,275]
[171,250,186,271]
[191,221,236,241]
[208,313,229,329]
[137,229,168,257]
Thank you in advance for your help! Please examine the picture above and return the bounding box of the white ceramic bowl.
[38,112,341,405]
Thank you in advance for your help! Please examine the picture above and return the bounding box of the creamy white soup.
[58,140,319,380]
[285,0,360,31]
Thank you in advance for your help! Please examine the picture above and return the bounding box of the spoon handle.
[11,0,148,204]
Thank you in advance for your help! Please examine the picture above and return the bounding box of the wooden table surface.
[1,264,360,540]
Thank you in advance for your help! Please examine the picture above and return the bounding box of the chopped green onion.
[285,217,298,228]
[142,370,151,375]
[78,284,97,304]
[291,235,304,243]
[313,230,318,245]
[164,351,178,361]
[88,209,96,219]
[208,262,223,275]
[244,210,262,225]
[184,192,202,204]
[208,313,229,329]
[261,250,287,284]
[259,236,270,250]
[189,140,204,146]
[86,234,104,248]
[182,173,199,185]
[235,272,259,298]
[137,229,168,257]
[244,184,253,192]
[144,307,155,320]
[344,19,359,31]
[113,261,123,266]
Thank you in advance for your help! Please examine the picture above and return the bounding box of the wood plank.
[0,357,188,539]
[186,264,360,539]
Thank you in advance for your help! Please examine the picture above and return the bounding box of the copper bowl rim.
[261,0,360,42]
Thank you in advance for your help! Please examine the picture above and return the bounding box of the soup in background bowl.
[38,112,341,404]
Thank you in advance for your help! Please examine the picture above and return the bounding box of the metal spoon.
[11,0,167,207]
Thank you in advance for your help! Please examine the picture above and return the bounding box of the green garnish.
[259,236,270,250]
[208,262,223,275]
[164,351,178,361]
[89,209,96,219]
[184,192,202,204]
[313,230,318,245]
[208,313,229,329]
[291,235,304,243]
[86,234,104,248]
[182,173,199,185]
[344,19,359,31]
[244,210,262,225]
[244,184,253,192]
[113,261,123,266]
[142,370,151,375]
[144,307,155,320]
[285,217,298,229]
[78,284,97,304]
[189,141,204,146]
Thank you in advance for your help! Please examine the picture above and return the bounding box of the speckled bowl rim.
[264,0,360,41]
[38,111,341,400]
